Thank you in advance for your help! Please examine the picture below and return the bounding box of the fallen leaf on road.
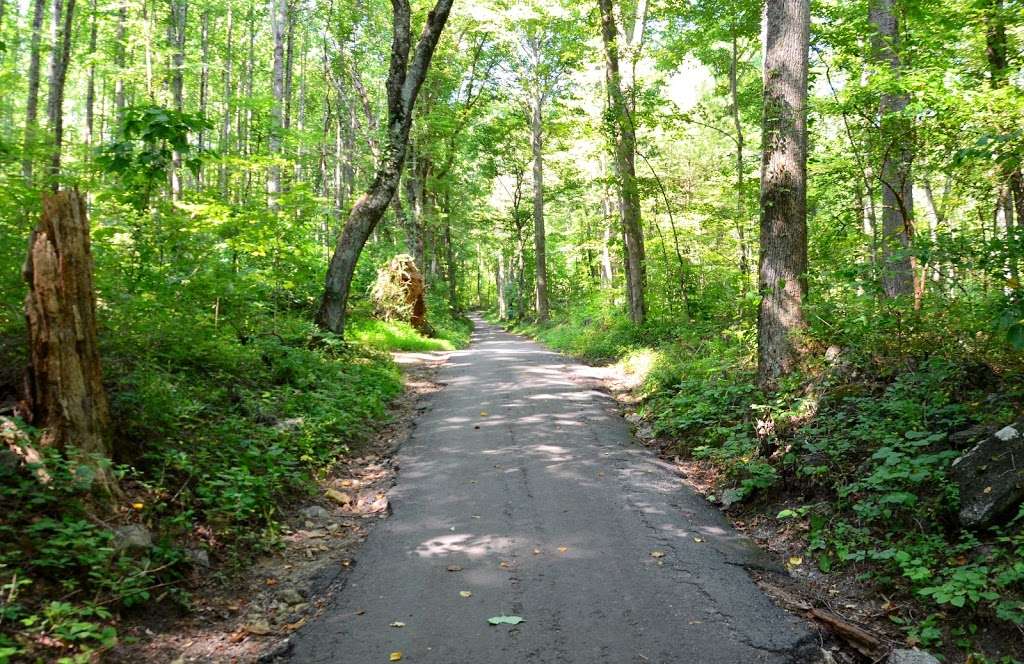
[499,560,513,569]
[390,652,403,661]
[480,411,489,417]
[650,550,665,558]
[488,615,524,625]
[788,556,803,567]
[693,537,704,543]
[459,591,472,598]
[557,547,568,553]
[390,622,406,628]
[447,565,463,572]
[532,548,541,555]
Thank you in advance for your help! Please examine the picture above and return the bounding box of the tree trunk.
[219,4,233,195]
[870,0,914,298]
[22,0,47,182]
[318,0,455,335]
[529,94,549,321]
[197,8,210,186]
[85,0,98,148]
[757,0,809,389]
[496,252,507,319]
[46,0,75,188]
[730,30,751,288]
[114,2,126,114]
[167,0,187,200]
[23,190,118,495]
[268,0,287,210]
[599,0,646,325]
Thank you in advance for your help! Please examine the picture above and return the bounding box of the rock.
[887,649,941,664]
[113,524,153,553]
[185,547,210,568]
[824,345,843,363]
[948,423,996,450]
[274,417,305,432]
[951,418,1024,527]
[244,620,274,636]
[719,488,745,509]
[325,488,352,506]
[635,424,654,440]
[299,505,330,522]
[279,588,305,605]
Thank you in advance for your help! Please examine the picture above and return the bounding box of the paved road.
[287,316,818,663]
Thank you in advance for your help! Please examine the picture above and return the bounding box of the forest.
[1,0,1023,661]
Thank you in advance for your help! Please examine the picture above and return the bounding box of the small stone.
[185,547,210,568]
[887,649,941,664]
[325,488,352,506]
[243,621,274,636]
[279,588,305,605]
[300,505,330,522]
[113,524,153,553]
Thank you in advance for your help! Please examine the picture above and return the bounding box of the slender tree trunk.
[318,0,455,335]
[197,9,210,186]
[47,0,75,188]
[730,29,751,288]
[268,0,287,210]
[444,193,458,311]
[85,0,98,148]
[167,0,187,200]
[870,0,914,298]
[496,252,507,319]
[114,2,126,114]
[529,94,549,321]
[219,4,233,195]
[599,0,646,325]
[22,0,47,182]
[757,0,809,389]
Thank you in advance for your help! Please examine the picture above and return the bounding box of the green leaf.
[488,615,524,625]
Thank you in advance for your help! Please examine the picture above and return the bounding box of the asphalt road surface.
[286,316,818,663]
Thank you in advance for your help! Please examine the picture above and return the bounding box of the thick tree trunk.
[757,0,809,389]
[870,0,914,298]
[599,0,646,325]
[22,0,47,182]
[529,95,549,321]
[318,0,454,335]
[268,0,287,210]
[23,191,118,494]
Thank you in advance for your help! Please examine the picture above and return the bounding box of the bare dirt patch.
[107,350,449,664]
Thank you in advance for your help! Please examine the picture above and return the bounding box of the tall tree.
[22,0,47,182]
[317,0,455,335]
[46,0,76,186]
[167,0,187,200]
[870,0,914,297]
[757,0,809,388]
[268,0,287,209]
[599,0,647,325]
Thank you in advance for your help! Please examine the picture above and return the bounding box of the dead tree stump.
[22,190,117,493]
[371,254,433,336]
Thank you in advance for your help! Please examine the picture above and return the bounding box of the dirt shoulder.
[107,350,450,664]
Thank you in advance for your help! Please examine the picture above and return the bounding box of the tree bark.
[85,0,98,148]
[496,252,507,319]
[198,8,210,186]
[22,0,47,182]
[870,0,914,298]
[23,190,118,495]
[46,0,75,188]
[529,93,549,321]
[317,0,455,335]
[167,0,187,200]
[219,4,233,195]
[268,0,287,210]
[730,29,751,288]
[599,0,646,325]
[757,0,809,389]
[114,2,126,114]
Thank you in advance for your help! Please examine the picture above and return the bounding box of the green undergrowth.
[499,295,1024,659]
[349,295,473,352]
[0,290,467,661]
